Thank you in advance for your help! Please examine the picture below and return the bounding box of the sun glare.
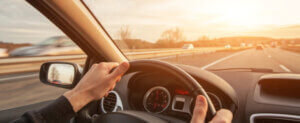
[200,1,260,29]
[220,5,257,27]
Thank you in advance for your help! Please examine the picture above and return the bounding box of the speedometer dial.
[143,86,171,113]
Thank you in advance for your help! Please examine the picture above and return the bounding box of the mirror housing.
[39,62,82,89]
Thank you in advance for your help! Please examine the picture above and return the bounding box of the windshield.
[84,0,300,73]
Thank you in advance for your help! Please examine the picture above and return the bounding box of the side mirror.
[39,62,82,89]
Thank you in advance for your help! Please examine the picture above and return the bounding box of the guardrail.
[0,55,87,65]
[0,47,248,75]
[0,48,223,65]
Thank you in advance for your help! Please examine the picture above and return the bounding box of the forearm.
[63,90,94,112]
[13,96,76,123]
[38,96,76,122]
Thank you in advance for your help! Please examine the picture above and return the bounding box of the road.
[0,48,299,110]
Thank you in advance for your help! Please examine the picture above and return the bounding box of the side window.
[0,1,85,110]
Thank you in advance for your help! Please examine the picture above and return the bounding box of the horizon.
[2,35,298,45]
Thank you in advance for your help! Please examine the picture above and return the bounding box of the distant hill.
[167,36,299,48]
[113,36,300,49]
[215,36,300,45]
[218,36,274,41]
[114,39,155,49]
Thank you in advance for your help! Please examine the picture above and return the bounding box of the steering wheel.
[79,59,216,123]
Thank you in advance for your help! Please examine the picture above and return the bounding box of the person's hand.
[63,62,129,112]
[191,95,233,123]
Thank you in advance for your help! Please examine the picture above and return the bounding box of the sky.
[1,0,300,44]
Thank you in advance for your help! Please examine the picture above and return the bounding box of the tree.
[156,27,185,48]
[158,27,184,44]
[118,25,131,41]
[198,35,209,41]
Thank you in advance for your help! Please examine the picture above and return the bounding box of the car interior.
[0,0,300,123]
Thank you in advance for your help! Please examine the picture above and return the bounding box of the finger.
[209,109,233,123]
[109,62,129,79]
[104,92,109,97]
[88,63,98,72]
[109,83,116,91]
[91,63,98,69]
[191,95,208,123]
[116,76,121,82]
[100,62,120,72]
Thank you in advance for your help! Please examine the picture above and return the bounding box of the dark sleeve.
[12,96,76,123]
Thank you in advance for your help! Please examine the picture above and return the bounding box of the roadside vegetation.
[1,26,300,51]
[114,26,300,49]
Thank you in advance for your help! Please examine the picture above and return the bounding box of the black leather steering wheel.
[80,59,216,123]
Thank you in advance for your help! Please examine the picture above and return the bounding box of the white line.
[153,56,176,60]
[279,64,291,72]
[201,50,248,70]
[0,73,38,82]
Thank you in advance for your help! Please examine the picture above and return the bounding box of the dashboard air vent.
[103,92,117,112]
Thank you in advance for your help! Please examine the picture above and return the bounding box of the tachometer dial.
[143,86,171,113]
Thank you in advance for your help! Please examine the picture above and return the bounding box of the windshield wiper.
[207,68,274,73]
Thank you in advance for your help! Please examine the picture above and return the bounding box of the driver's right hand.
[191,95,233,123]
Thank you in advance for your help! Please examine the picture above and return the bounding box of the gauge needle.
[156,90,159,101]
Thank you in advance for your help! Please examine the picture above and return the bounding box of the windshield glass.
[84,0,300,73]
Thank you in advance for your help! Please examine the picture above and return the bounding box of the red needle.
[155,90,159,101]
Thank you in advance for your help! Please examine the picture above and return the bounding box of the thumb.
[191,95,208,123]
[109,62,130,79]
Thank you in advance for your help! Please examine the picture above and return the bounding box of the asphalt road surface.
[0,48,299,110]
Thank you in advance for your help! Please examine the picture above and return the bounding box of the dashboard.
[211,71,300,123]
[125,71,235,120]
[98,64,300,123]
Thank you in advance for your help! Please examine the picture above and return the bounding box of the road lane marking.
[0,73,38,82]
[154,56,176,60]
[279,64,291,72]
[201,50,249,70]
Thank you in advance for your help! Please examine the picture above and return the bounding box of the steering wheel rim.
[79,59,216,122]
